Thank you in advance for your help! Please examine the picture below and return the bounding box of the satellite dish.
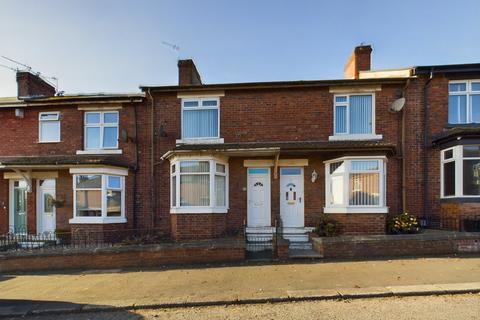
[389,97,405,113]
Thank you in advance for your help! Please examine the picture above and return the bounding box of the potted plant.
[388,212,420,234]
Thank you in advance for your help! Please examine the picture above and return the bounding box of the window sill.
[69,217,127,224]
[176,138,224,145]
[170,207,228,214]
[38,141,61,144]
[324,206,388,214]
[76,149,123,155]
[328,134,383,141]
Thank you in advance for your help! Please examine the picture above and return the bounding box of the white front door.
[247,168,271,227]
[37,179,56,234]
[280,167,304,228]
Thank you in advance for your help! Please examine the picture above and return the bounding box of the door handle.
[299,197,302,203]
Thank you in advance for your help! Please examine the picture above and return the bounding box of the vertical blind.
[180,161,210,206]
[349,173,380,206]
[349,95,372,134]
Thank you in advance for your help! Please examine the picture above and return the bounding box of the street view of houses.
[0,1,480,319]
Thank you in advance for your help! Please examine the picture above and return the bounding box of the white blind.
[349,95,372,134]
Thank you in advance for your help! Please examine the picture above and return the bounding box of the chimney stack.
[178,59,202,86]
[344,45,372,79]
[16,71,56,99]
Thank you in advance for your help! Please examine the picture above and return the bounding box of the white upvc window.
[170,157,228,214]
[70,168,127,224]
[181,98,220,140]
[448,80,480,124]
[324,156,387,213]
[39,112,60,143]
[441,145,480,198]
[330,93,382,141]
[84,111,119,150]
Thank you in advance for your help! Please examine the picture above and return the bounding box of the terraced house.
[1,45,480,250]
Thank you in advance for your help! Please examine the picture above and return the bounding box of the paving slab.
[1,257,480,317]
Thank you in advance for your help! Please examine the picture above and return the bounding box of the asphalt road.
[5,294,480,320]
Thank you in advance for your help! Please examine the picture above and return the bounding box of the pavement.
[0,257,480,317]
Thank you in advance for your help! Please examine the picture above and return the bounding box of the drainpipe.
[423,68,434,222]
[401,79,411,213]
[132,99,139,229]
[147,88,156,229]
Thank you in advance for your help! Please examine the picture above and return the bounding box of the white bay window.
[324,157,387,213]
[171,157,228,213]
[69,168,127,224]
[441,145,480,198]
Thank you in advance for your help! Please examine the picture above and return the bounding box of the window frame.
[38,111,61,143]
[70,168,127,224]
[84,111,119,150]
[440,145,480,198]
[333,93,376,137]
[448,80,480,124]
[170,156,229,214]
[324,156,387,213]
[181,97,220,140]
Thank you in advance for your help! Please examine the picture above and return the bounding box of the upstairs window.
[448,80,480,124]
[39,112,60,143]
[84,111,119,150]
[182,98,219,139]
[334,94,374,135]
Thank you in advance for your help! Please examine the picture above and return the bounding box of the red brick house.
[143,46,411,243]
[1,45,479,247]
[0,72,146,236]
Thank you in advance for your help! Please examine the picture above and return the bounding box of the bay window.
[170,157,228,213]
[324,157,387,213]
[441,145,480,198]
[331,93,381,141]
[70,168,127,223]
[181,98,220,140]
[448,80,480,124]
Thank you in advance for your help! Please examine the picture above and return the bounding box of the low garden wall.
[0,238,245,273]
[311,230,480,259]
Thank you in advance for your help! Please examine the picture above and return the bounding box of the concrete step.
[289,248,323,259]
[289,241,313,250]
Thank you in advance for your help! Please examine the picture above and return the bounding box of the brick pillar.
[27,180,37,234]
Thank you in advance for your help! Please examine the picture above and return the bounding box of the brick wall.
[329,213,386,235]
[152,83,404,239]
[312,232,480,259]
[0,240,245,273]
[170,214,227,240]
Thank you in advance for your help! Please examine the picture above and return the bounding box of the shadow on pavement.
[0,299,144,319]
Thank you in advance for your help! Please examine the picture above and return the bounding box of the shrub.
[315,214,338,237]
[388,212,420,234]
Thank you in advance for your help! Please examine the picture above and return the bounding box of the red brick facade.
[1,47,479,244]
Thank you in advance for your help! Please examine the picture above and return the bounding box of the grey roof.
[0,155,131,168]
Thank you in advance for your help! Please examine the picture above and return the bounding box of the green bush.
[315,214,338,237]
[388,212,420,234]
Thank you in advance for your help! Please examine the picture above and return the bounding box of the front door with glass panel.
[11,180,27,233]
[280,167,304,228]
[38,179,56,234]
[247,168,271,227]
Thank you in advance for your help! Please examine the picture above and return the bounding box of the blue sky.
[0,0,479,96]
